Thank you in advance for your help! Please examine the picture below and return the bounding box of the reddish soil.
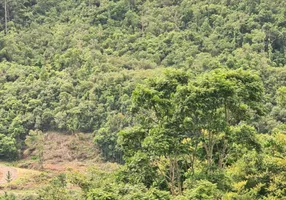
[0,165,17,184]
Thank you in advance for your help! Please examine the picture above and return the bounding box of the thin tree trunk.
[224,102,229,124]
[170,158,175,196]
[218,139,227,169]
[174,156,182,195]
[191,142,198,175]
[4,0,8,34]
[203,130,214,174]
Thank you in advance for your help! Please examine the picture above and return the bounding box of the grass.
[0,163,45,188]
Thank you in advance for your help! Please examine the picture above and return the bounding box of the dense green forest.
[0,0,285,199]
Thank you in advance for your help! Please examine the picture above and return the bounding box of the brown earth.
[21,132,101,171]
[0,165,17,184]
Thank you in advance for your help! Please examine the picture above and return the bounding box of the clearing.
[0,132,117,197]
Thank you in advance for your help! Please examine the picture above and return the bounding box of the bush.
[0,134,18,160]
[183,180,221,200]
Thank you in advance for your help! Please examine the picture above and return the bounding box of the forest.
[0,0,285,199]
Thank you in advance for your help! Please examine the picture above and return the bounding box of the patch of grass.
[0,190,38,199]
[31,156,38,160]
[3,167,51,192]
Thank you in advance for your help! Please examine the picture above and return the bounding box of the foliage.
[0,0,285,199]
[37,173,81,200]
[0,193,16,200]
[0,134,17,160]
[69,167,171,200]
[183,180,221,200]
[118,68,264,195]
[5,170,12,183]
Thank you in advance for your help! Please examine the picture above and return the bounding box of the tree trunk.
[4,0,8,34]
[192,142,198,175]
[174,156,182,195]
[169,158,176,195]
[218,139,228,169]
[203,130,214,174]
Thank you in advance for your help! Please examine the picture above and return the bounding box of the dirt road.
[0,165,17,184]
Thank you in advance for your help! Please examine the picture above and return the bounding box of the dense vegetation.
[0,0,285,199]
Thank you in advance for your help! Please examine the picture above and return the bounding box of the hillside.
[0,132,118,198]
[0,0,285,199]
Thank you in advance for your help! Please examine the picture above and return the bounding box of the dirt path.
[0,165,17,184]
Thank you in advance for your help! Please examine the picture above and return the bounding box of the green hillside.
[0,0,285,199]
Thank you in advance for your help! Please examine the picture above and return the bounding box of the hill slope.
[0,0,285,154]
[0,0,285,199]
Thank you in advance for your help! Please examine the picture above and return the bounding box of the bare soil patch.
[0,165,17,184]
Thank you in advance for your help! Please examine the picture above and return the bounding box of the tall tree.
[176,68,264,173]
[4,0,8,34]
[119,69,190,195]
[119,68,264,195]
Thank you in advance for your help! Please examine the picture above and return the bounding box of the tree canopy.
[0,0,285,199]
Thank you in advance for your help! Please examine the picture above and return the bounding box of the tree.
[119,68,264,195]
[38,174,76,200]
[5,171,12,183]
[119,69,190,195]
[0,134,17,160]
[176,68,264,173]
[4,0,7,34]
